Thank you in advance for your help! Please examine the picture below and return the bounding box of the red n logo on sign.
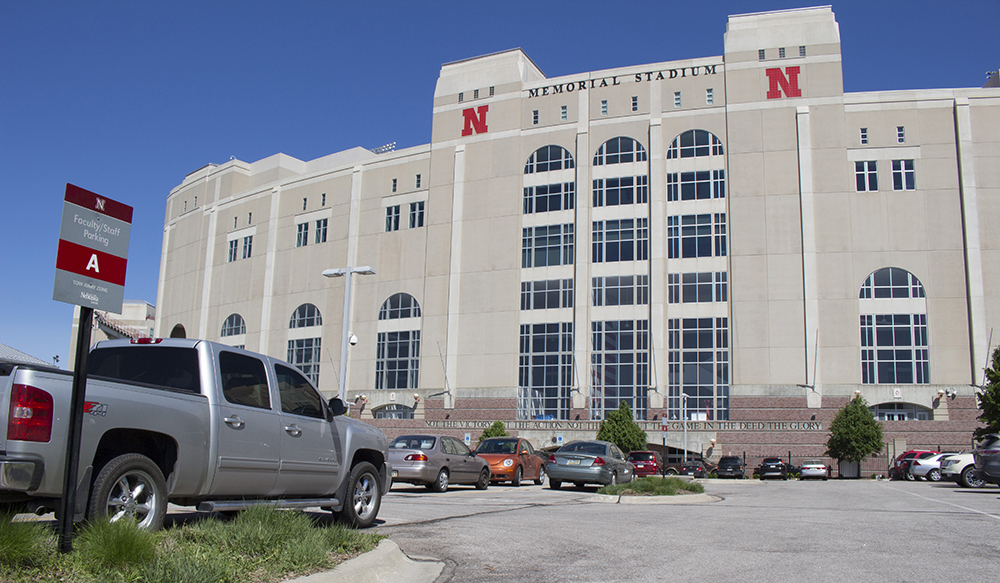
[461,105,489,136]
[765,66,802,99]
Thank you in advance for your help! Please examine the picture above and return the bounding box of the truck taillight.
[7,384,53,442]
[130,337,162,344]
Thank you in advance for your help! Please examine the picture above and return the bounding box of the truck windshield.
[88,346,201,394]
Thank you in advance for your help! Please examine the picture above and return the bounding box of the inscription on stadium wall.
[526,64,721,98]
[424,420,823,432]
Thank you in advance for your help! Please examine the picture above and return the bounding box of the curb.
[587,492,720,504]
[287,539,444,583]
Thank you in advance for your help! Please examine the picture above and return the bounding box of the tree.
[974,347,1000,440]
[596,401,648,454]
[825,395,884,463]
[477,420,509,444]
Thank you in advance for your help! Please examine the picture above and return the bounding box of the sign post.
[661,421,668,478]
[52,183,132,553]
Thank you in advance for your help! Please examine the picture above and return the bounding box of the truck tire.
[337,462,381,528]
[961,465,985,488]
[87,453,167,531]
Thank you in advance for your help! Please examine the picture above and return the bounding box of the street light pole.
[682,393,688,463]
[322,266,376,402]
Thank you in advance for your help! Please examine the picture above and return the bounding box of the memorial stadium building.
[154,6,999,468]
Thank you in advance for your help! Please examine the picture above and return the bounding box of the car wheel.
[574,482,585,489]
[429,469,449,493]
[927,469,942,482]
[511,466,523,487]
[475,468,489,490]
[610,472,618,486]
[549,480,562,490]
[961,465,985,488]
[535,465,545,486]
[87,453,167,531]
[336,462,381,528]
[905,471,915,481]
[665,468,677,476]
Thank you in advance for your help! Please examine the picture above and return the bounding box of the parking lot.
[378,479,1000,582]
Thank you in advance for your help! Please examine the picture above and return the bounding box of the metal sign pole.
[58,306,93,553]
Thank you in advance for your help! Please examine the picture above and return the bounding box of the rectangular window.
[520,279,574,310]
[706,88,714,105]
[601,100,608,116]
[302,198,307,211]
[592,176,648,207]
[321,193,326,206]
[560,105,567,121]
[392,178,397,193]
[242,235,253,259]
[668,272,728,304]
[415,174,421,188]
[667,214,726,259]
[474,89,479,99]
[315,218,327,244]
[592,218,649,263]
[409,201,425,228]
[779,47,786,59]
[667,170,725,202]
[518,323,573,420]
[897,126,905,143]
[385,205,400,232]
[522,224,575,268]
[296,222,309,248]
[631,96,638,111]
[234,216,238,229]
[489,86,494,97]
[532,109,539,125]
[674,91,681,108]
[758,49,766,60]
[667,317,730,421]
[458,92,464,103]
[376,331,420,390]
[524,182,575,214]
[799,45,806,57]
[248,212,252,224]
[228,239,238,262]
[590,320,649,420]
[860,127,868,145]
[194,196,197,207]
[855,161,878,192]
[861,314,929,384]
[287,338,321,384]
[592,275,649,307]
[892,160,915,191]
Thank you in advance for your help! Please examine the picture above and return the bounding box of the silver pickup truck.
[0,338,390,530]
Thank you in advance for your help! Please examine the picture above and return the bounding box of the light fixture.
[937,389,946,396]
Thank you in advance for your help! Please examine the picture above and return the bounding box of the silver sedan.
[388,435,490,492]
[546,440,634,489]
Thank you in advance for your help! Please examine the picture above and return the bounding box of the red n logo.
[461,105,489,136]
[765,66,802,99]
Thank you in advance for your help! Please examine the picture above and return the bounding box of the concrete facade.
[155,7,998,467]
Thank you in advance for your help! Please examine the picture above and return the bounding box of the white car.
[909,453,952,482]
[799,460,830,480]
[940,452,985,488]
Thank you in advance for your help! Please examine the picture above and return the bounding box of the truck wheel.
[88,453,167,531]
[961,466,985,488]
[338,462,381,528]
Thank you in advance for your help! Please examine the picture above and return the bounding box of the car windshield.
[803,460,822,465]
[719,457,740,465]
[476,439,519,454]
[629,453,655,461]
[390,436,436,450]
[559,442,606,456]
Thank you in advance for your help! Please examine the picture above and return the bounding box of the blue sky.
[2,1,997,367]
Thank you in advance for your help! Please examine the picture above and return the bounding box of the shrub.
[0,515,50,568]
[477,421,509,444]
[76,518,157,573]
[595,401,648,454]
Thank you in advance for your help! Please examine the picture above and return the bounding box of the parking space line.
[883,484,1000,521]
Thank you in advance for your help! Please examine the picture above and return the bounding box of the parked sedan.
[677,460,709,478]
[757,457,788,480]
[799,460,830,480]
[475,437,545,486]
[973,433,1000,485]
[889,450,939,480]
[547,440,634,488]
[388,435,490,492]
[627,450,662,477]
[909,453,952,482]
[940,452,985,488]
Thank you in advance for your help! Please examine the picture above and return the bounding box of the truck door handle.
[224,415,244,429]
[284,424,302,437]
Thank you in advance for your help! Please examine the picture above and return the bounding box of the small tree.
[596,401,648,454]
[477,420,509,444]
[826,395,883,463]
[974,347,1000,440]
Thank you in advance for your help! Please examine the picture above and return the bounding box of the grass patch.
[0,507,383,583]
[598,476,705,496]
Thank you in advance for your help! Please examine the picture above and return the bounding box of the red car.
[890,450,939,480]
[627,451,662,477]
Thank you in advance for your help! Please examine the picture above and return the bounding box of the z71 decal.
[84,401,108,416]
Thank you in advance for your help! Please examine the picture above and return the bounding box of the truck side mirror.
[328,397,348,417]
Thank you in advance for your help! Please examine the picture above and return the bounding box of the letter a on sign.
[461,105,488,136]
[765,66,802,99]
[86,254,100,273]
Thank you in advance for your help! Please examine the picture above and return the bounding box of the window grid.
[892,160,915,191]
[532,109,539,125]
[521,279,574,310]
[860,127,868,145]
[706,88,714,105]
[592,176,648,207]
[855,161,878,192]
[674,91,681,108]
[667,170,725,202]
[560,105,567,121]
[385,205,400,232]
[897,126,905,143]
[409,201,425,228]
[758,49,766,61]
[522,224,575,268]
[593,137,648,166]
[859,267,925,300]
[667,130,724,159]
[779,47,786,58]
[524,146,575,174]
[242,236,253,259]
[392,178,397,193]
[518,323,573,420]
[861,314,929,384]
[667,317,730,421]
[524,182,575,214]
[289,304,322,328]
[668,272,728,304]
[376,331,420,390]
[601,100,608,116]
[667,214,727,259]
[228,240,238,262]
[592,275,649,307]
[287,338,322,385]
[590,320,649,420]
[379,293,422,320]
[315,218,327,244]
[631,96,638,111]
[296,222,309,248]
[221,314,246,337]
[592,219,649,263]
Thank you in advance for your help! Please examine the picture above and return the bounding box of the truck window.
[88,346,201,394]
[219,351,271,409]
[275,364,324,419]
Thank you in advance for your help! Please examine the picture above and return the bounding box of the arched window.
[593,137,647,166]
[859,268,929,384]
[289,304,322,328]
[221,314,246,337]
[378,293,421,320]
[524,145,574,174]
[169,324,186,338]
[373,404,415,420]
[667,129,724,159]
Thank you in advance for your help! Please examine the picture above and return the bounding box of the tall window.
[667,214,727,259]
[897,126,905,143]
[409,201,425,228]
[228,240,238,262]
[859,267,929,384]
[594,137,647,165]
[376,294,422,391]
[519,323,573,420]
[601,100,608,116]
[592,219,649,263]
[667,130,724,159]
[288,304,322,384]
[673,91,681,108]
[415,174,421,188]
[296,222,309,247]
[522,224,574,268]
[221,313,246,336]
[521,279,574,310]
[860,128,868,145]
[315,218,328,243]
[532,109,539,125]
[385,205,400,232]
[667,317,729,421]
[242,236,253,259]
[855,161,878,192]
[892,160,915,191]
[592,275,649,306]
[631,96,638,111]
[560,105,567,121]
[591,320,649,420]
[706,88,714,105]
